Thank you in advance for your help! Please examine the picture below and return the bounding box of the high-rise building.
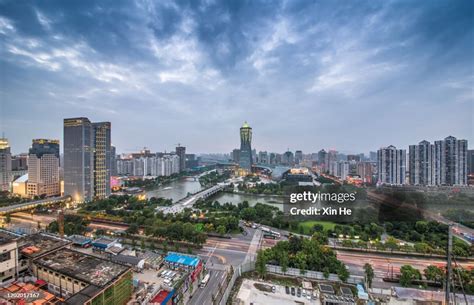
[317,149,327,164]
[468,150,474,174]
[64,118,94,202]
[11,154,28,171]
[269,153,276,165]
[282,151,294,166]
[64,118,112,202]
[295,150,303,164]
[0,138,12,192]
[408,140,435,186]
[258,151,268,164]
[176,145,186,172]
[434,136,468,186]
[27,139,60,197]
[377,145,406,185]
[110,145,117,176]
[356,161,375,184]
[93,122,111,199]
[347,154,361,162]
[239,122,253,172]
[369,151,377,162]
[232,149,240,163]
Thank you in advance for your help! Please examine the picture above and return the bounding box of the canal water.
[145,176,285,208]
[146,177,203,202]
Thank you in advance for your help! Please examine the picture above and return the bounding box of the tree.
[364,263,374,288]
[424,265,444,284]
[280,252,289,274]
[240,207,257,221]
[216,225,226,235]
[4,214,11,224]
[126,223,139,235]
[337,265,350,282]
[414,242,432,254]
[255,250,268,279]
[385,236,399,251]
[400,265,421,287]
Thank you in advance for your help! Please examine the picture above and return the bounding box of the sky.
[0,0,473,155]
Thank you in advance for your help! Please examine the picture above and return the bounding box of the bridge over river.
[156,183,228,214]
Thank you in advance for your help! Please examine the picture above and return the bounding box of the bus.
[200,273,210,288]
[263,234,277,239]
[269,230,281,238]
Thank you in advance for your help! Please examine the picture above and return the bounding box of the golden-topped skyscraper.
[239,122,253,173]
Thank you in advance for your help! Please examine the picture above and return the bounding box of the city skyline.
[1,1,473,154]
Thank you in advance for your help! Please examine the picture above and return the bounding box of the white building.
[377,145,406,185]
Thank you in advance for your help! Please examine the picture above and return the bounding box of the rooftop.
[34,248,130,287]
[68,234,92,245]
[0,229,21,246]
[18,233,70,258]
[164,252,200,268]
[13,173,28,183]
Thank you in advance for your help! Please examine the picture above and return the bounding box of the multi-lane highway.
[337,250,474,288]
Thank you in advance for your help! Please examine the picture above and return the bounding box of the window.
[0,252,11,262]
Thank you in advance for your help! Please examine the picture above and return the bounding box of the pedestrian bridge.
[0,196,71,215]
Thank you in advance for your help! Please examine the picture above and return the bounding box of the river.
[145,176,284,208]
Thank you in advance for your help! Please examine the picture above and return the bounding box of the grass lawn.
[295,220,337,234]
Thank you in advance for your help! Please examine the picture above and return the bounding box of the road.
[188,269,227,305]
[337,250,474,288]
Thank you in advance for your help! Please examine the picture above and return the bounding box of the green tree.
[216,225,226,235]
[400,265,421,287]
[364,263,374,288]
[337,265,350,282]
[424,265,444,284]
[256,250,268,279]
[280,252,289,274]
[385,236,399,251]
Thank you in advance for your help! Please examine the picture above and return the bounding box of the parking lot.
[235,279,320,305]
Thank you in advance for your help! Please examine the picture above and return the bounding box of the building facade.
[93,122,111,199]
[27,139,60,197]
[377,145,406,185]
[434,136,468,186]
[0,138,11,192]
[64,118,112,202]
[408,140,435,186]
[64,118,94,202]
[239,122,253,172]
[176,145,186,172]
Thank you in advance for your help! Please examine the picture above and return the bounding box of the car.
[297,288,301,297]
[302,290,306,297]
[285,286,290,294]
[291,287,295,296]
[271,286,276,293]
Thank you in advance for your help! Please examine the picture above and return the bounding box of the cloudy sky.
[1,0,472,155]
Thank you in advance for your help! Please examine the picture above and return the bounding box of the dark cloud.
[0,0,472,154]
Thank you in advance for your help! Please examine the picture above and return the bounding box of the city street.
[188,268,227,305]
